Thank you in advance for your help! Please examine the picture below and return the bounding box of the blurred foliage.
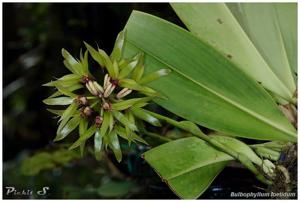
[20,148,81,176]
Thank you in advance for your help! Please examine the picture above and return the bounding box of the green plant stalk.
[143,130,172,143]
[148,111,272,185]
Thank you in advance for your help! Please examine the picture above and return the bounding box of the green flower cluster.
[43,30,171,161]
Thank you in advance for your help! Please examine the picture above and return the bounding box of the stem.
[142,130,172,143]
[147,110,272,185]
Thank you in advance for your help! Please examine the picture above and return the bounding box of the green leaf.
[143,137,233,199]
[48,84,83,98]
[111,97,152,111]
[110,30,126,62]
[84,42,105,67]
[112,111,137,131]
[94,129,103,160]
[108,130,122,162]
[119,79,159,97]
[80,50,89,75]
[139,69,171,84]
[55,114,80,141]
[171,3,294,101]
[131,107,161,127]
[227,3,296,93]
[57,102,77,132]
[61,49,84,75]
[131,53,145,81]
[43,74,81,87]
[118,55,139,79]
[209,135,263,166]
[46,108,64,116]
[55,85,77,98]
[43,97,73,105]
[69,126,97,150]
[100,111,110,137]
[21,149,80,176]
[97,180,137,198]
[79,118,89,156]
[123,11,296,142]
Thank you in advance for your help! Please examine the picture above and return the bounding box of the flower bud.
[116,88,132,99]
[103,74,110,89]
[76,96,88,106]
[103,83,116,98]
[93,81,104,94]
[102,102,112,111]
[95,115,103,127]
[81,106,93,117]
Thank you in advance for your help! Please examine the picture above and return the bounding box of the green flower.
[43,30,171,162]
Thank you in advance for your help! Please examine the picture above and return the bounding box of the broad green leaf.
[69,126,97,150]
[112,111,137,131]
[139,69,171,85]
[111,97,152,111]
[131,107,161,127]
[227,3,296,92]
[43,97,73,105]
[55,114,80,141]
[110,30,126,62]
[143,137,233,199]
[123,11,296,142]
[171,3,294,102]
[108,130,122,162]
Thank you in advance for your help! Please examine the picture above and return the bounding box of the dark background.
[3,3,264,199]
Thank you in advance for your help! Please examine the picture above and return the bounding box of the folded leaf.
[143,137,233,199]
[123,11,297,142]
